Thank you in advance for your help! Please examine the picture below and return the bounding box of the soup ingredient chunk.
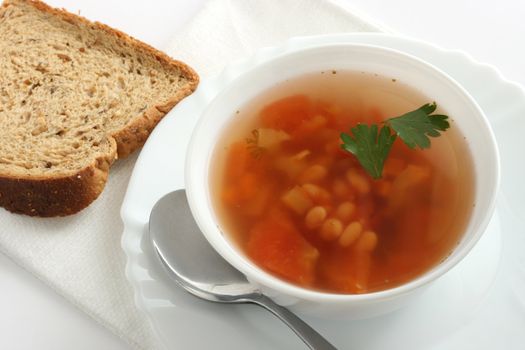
[340,102,450,179]
[213,73,473,294]
[247,216,319,286]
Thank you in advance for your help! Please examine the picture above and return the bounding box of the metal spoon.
[149,190,337,350]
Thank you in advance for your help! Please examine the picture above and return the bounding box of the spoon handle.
[252,295,338,350]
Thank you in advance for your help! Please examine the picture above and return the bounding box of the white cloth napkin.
[0,0,379,349]
[167,0,382,77]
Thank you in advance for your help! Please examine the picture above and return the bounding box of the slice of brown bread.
[0,0,199,216]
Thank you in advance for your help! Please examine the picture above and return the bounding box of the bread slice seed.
[0,0,199,216]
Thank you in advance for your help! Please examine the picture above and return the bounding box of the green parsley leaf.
[340,124,397,179]
[386,102,450,149]
[340,102,450,179]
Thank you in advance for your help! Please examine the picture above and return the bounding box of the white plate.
[121,33,525,350]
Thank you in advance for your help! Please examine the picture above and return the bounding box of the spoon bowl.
[150,189,257,302]
[149,190,337,349]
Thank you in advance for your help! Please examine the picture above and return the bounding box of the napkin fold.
[167,0,381,77]
[0,0,379,349]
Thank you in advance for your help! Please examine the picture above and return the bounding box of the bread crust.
[0,0,199,216]
[111,89,194,158]
[0,139,116,217]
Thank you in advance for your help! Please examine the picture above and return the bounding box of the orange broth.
[210,71,474,294]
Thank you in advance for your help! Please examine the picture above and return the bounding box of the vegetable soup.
[210,71,475,294]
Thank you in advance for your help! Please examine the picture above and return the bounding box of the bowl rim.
[185,42,501,303]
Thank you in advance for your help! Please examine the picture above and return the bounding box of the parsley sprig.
[340,102,450,179]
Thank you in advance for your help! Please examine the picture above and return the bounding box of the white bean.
[355,230,378,252]
[346,169,370,194]
[339,221,362,247]
[320,218,343,241]
[305,206,327,229]
[302,183,331,203]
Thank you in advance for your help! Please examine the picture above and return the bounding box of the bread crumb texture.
[0,0,198,216]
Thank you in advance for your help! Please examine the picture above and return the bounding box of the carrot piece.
[319,249,373,294]
[222,171,264,209]
[238,173,258,199]
[247,217,319,286]
[260,95,313,133]
[224,142,251,180]
[319,251,359,293]
[375,179,392,197]
[221,186,239,205]
[243,186,272,217]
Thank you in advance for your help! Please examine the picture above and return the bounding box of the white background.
[1,0,523,349]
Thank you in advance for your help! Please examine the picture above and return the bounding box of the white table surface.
[1,0,523,349]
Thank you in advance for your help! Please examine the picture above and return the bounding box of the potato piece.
[274,156,307,179]
[301,183,331,204]
[273,150,313,179]
[281,186,314,215]
[298,164,328,184]
[256,128,290,150]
